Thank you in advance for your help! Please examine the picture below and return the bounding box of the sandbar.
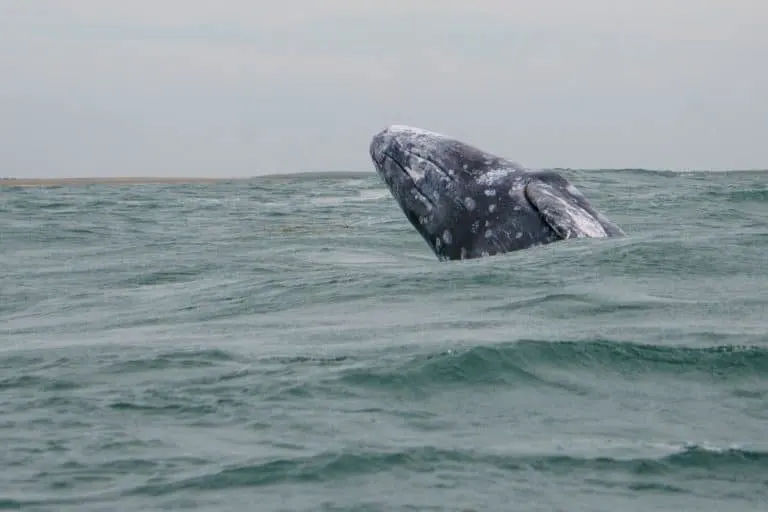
[0,177,245,187]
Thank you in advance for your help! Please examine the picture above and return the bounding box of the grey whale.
[369,124,625,261]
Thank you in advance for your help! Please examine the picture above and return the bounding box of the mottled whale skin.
[369,124,625,261]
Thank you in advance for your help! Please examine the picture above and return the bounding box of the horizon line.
[2,167,767,187]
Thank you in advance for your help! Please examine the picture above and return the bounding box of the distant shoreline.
[0,177,248,187]
[4,169,762,188]
[0,172,373,187]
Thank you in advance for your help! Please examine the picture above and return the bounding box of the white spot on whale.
[412,190,433,211]
[485,220,491,227]
[484,189,497,197]
[477,168,511,186]
[464,197,476,211]
[484,229,493,239]
[516,232,523,239]
[404,164,425,182]
[488,203,496,213]
[471,221,480,234]
[442,230,452,245]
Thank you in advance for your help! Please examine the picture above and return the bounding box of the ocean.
[1,169,767,511]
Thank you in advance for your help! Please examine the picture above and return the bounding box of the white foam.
[357,190,389,202]
[312,190,388,207]
[310,196,344,207]
[486,438,700,461]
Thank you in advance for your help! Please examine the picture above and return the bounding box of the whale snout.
[369,128,393,167]
[370,124,442,169]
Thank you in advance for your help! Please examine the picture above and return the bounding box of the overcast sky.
[1,1,766,177]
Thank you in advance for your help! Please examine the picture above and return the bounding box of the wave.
[6,340,764,396]
[120,444,768,497]
[720,188,768,203]
[557,168,768,176]
[3,443,763,509]
[339,341,768,392]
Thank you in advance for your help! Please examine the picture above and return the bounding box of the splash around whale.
[369,124,625,261]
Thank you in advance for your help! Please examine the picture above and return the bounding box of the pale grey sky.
[1,0,766,177]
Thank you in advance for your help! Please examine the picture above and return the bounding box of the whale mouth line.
[381,151,436,208]
[408,151,459,184]
[382,151,473,216]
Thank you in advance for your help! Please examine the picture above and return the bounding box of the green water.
[1,170,767,511]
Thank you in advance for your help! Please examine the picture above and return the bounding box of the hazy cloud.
[1,0,766,176]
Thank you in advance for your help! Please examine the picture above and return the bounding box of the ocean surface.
[1,169,767,511]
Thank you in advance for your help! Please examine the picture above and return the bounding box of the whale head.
[369,124,529,260]
[369,124,625,261]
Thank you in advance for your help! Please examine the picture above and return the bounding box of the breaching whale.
[369,124,625,261]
